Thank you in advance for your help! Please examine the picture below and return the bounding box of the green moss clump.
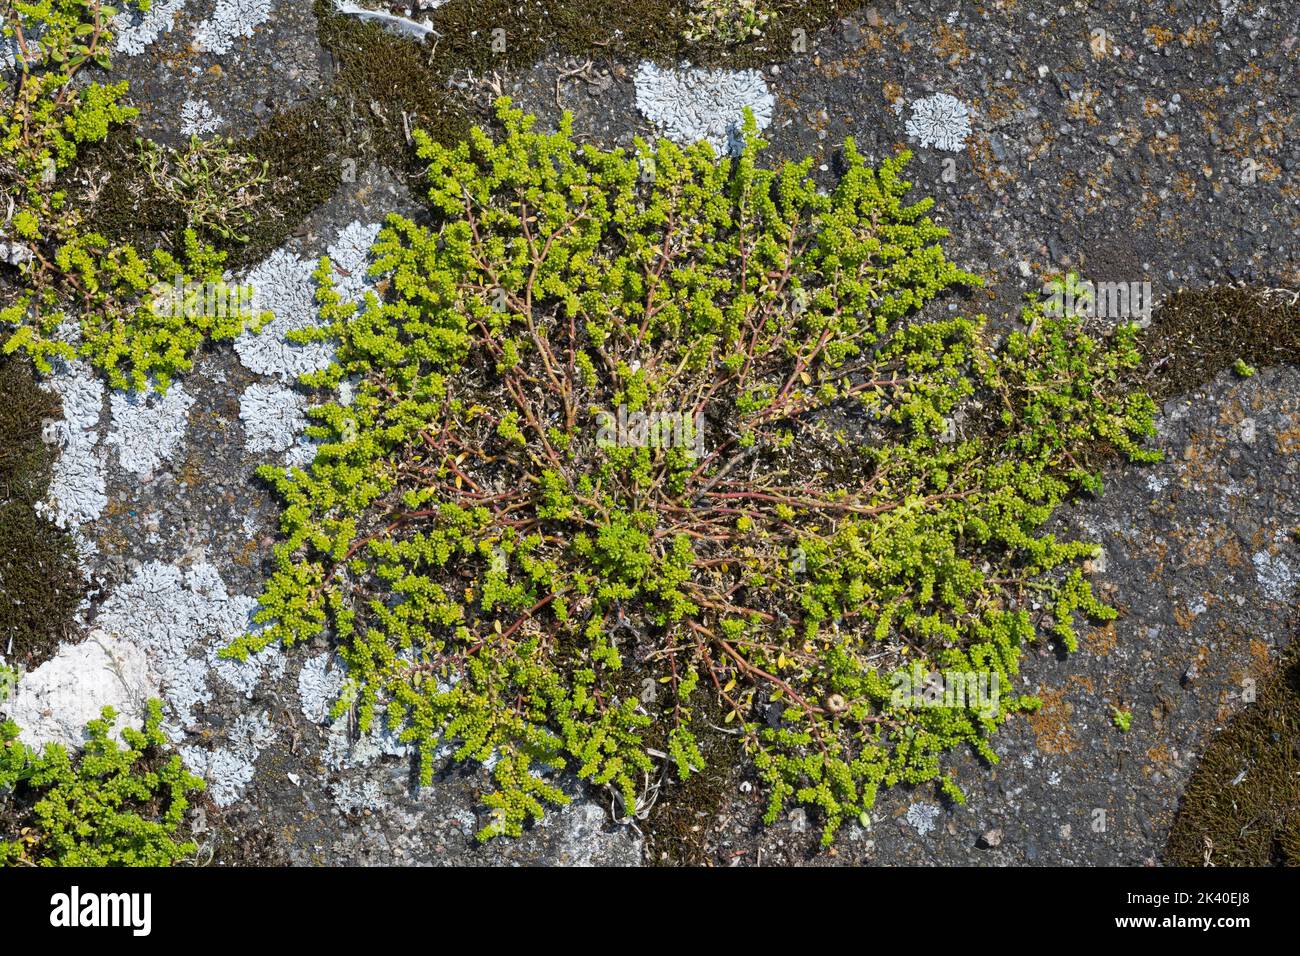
[1136,287,1299,402]
[1110,706,1132,732]
[684,0,774,45]
[138,134,271,244]
[1166,641,1300,867]
[0,355,82,667]
[229,101,1158,847]
[0,502,81,666]
[0,700,205,867]
[0,352,59,502]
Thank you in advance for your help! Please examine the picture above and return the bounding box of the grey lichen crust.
[38,358,107,534]
[112,0,188,57]
[93,561,284,805]
[179,97,224,137]
[4,632,157,749]
[903,93,973,152]
[193,0,274,56]
[105,384,194,479]
[239,381,308,456]
[237,221,380,381]
[634,62,775,155]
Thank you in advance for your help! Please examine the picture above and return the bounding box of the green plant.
[1111,705,1132,732]
[0,699,204,866]
[684,0,772,45]
[229,101,1158,846]
[0,0,261,390]
[1232,357,1256,377]
[139,134,271,243]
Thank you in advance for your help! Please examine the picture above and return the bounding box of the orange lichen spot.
[1085,621,1118,656]
[933,23,971,65]
[1065,83,1103,125]
[1028,686,1076,754]
[1145,25,1175,48]
[1149,131,1181,157]
[1144,743,1173,776]
[1179,21,1218,47]
[1276,418,1300,456]
[1068,674,1096,694]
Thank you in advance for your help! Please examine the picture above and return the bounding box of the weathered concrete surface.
[2,1,1295,866]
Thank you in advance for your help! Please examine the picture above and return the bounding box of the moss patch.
[334,0,867,75]
[0,355,59,504]
[80,101,344,274]
[0,356,83,669]
[1134,287,1299,403]
[640,693,744,866]
[0,503,82,668]
[1165,636,1300,866]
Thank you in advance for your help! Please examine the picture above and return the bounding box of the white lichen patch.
[301,654,429,799]
[239,381,308,454]
[904,93,973,152]
[634,62,775,156]
[179,97,223,137]
[1,33,21,72]
[298,652,344,724]
[179,747,254,806]
[283,436,320,471]
[905,801,942,837]
[323,717,414,772]
[237,222,379,381]
[330,778,386,814]
[94,562,269,726]
[92,562,281,805]
[105,384,194,478]
[212,639,285,699]
[192,0,273,55]
[1252,548,1296,602]
[40,444,108,534]
[4,631,158,750]
[180,711,277,806]
[38,358,107,532]
[113,0,188,57]
[237,248,329,380]
[327,220,382,302]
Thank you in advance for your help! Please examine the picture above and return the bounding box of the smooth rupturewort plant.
[1,700,204,866]
[0,0,261,392]
[229,101,1159,845]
